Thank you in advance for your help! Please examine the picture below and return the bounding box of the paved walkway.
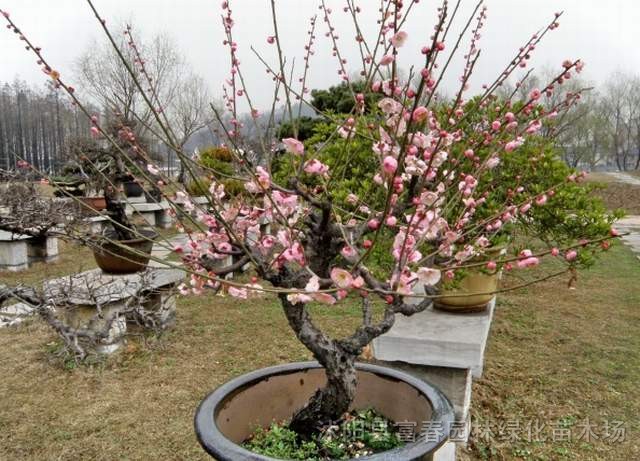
[604,171,640,186]
[598,172,640,257]
[616,216,640,258]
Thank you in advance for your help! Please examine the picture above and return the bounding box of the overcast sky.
[1,1,639,110]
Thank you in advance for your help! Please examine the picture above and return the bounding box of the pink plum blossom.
[282,137,304,155]
[331,268,353,289]
[382,156,398,174]
[390,31,408,48]
[304,159,330,177]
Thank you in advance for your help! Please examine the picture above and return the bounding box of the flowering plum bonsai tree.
[0,0,621,438]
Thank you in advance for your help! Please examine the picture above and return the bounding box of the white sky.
[1,0,639,110]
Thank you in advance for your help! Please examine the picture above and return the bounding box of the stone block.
[375,361,472,427]
[433,441,456,461]
[155,209,173,229]
[135,288,177,330]
[126,195,147,204]
[44,267,185,306]
[62,302,128,354]
[27,236,59,263]
[0,302,36,328]
[372,298,495,378]
[87,216,109,234]
[0,239,29,271]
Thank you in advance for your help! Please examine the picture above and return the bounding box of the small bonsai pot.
[79,196,107,211]
[92,228,157,274]
[434,270,498,313]
[434,245,507,313]
[194,361,454,461]
[123,181,144,198]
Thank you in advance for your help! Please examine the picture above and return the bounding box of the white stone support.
[0,239,29,271]
[0,230,59,271]
[372,299,496,378]
[126,202,173,229]
[155,208,173,229]
[27,236,59,263]
[86,216,109,234]
[372,296,497,460]
[43,267,185,354]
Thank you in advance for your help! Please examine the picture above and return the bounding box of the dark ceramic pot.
[92,228,157,274]
[123,181,144,198]
[194,361,454,461]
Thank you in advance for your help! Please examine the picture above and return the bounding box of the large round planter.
[123,181,144,198]
[194,361,454,461]
[92,228,157,274]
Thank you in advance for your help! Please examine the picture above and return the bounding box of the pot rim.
[194,361,455,461]
[98,227,158,245]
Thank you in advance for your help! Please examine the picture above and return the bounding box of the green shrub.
[185,176,210,196]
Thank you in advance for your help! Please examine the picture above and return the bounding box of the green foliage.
[196,146,245,197]
[199,146,235,176]
[310,81,381,115]
[243,408,404,460]
[272,118,386,207]
[277,116,323,142]
[435,98,619,264]
[244,423,319,460]
[184,176,210,196]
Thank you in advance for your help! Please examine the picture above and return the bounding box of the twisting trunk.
[279,295,360,436]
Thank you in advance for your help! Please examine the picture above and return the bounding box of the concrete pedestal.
[372,298,497,460]
[0,238,28,271]
[27,236,59,263]
[372,299,495,378]
[44,267,185,354]
[0,231,58,271]
[126,201,173,229]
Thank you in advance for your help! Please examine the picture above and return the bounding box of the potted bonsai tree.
[56,126,159,274]
[1,0,621,459]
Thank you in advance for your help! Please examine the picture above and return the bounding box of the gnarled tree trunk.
[279,295,360,435]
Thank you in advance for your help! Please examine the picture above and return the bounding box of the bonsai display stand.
[127,201,173,229]
[43,267,184,354]
[0,230,59,271]
[372,297,496,460]
[85,201,174,234]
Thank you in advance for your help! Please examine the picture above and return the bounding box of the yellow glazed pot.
[434,245,506,313]
[434,269,498,313]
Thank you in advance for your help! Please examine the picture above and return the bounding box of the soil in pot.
[243,408,404,460]
[92,228,157,274]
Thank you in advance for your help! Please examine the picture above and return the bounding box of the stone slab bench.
[372,297,496,460]
[126,201,173,229]
[0,230,59,272]
[43,267,184,353]
[85,201,174,233]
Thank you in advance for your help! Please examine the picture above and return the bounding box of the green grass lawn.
[460,242,640,460]
[1,235,639,459]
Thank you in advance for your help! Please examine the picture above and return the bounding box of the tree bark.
[279,294,358,436]
[278,289,434,437]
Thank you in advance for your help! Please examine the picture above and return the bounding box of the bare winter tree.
[169,74,213,181]
[600,72,640,171]
[75,25,182,138]
[0,79,97,173]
